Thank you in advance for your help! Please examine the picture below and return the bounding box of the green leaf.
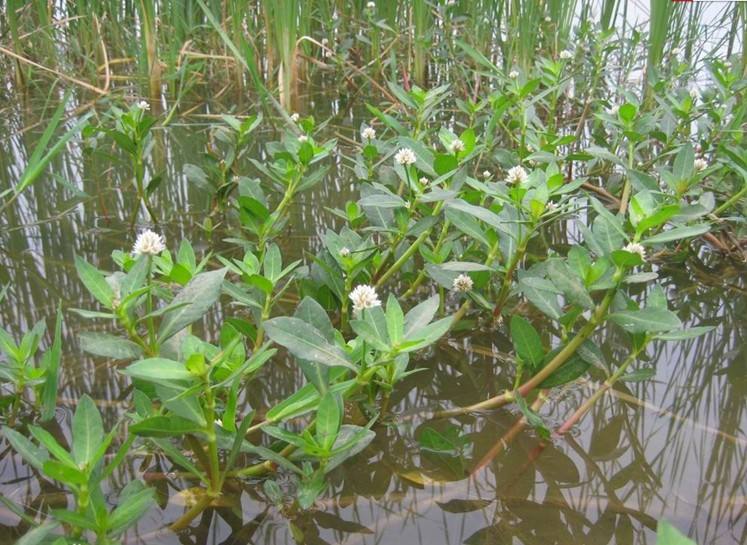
[15,522,59,545]
[656,520,697,545]
[385,295,404,346]
[538,354,591,388]
[609,308,682,334]
[72,394,103,468]
[620,368,655,382]
[108,482,155,536]
[510,316,544,369]
[654,326,715,341]
[40,306,62,422]
[43,460,88,485]
[3,427,49,471]
[122,358,194,384]
[75,256,114,308]
[158,268,227,341]
[642,224,710,245]
[403,295,439,338]
[263,317,354,370]
[79,332,143,360]
[315,392,341,451]
[130,416,204,437]
[28,426,75,466]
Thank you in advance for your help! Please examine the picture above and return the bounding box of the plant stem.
[436,268,623,418]
[555,340,648,436]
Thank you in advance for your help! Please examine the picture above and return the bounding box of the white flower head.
[505,165,528,185]
[452,273,473,293]
[482,170,491,178]
[449,138,465,153]
[509,70,519,79]
[419,176,429,186]
[545,16,552,23]
[395,147,417,166]
[623,242,646,261]
[132,229,165,256]
[321,38,329,46]
[362,127,376,140]
[689,88,699,100]
[694,158,708,172]
[546,201,559,212]
[607,104,619,116]
[290,113,300,122]
[324,49,333,58]
[339,247,351,258]
[366,1,375,8]
[349,284,381,313]
[724,60,732,69]
[560,50,573,60]
[298,134,309,143]
[136,100,150,111]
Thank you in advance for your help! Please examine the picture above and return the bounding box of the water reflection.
[1,94,745,545]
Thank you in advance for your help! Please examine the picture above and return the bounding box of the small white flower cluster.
[452,274,473,293]
[349,284,381,312]
[362,126,376,140]
[623,242,646,261]
[482,170,491,179]
[339,247,351,258]
[508,70,519,79]
[132,229,165,256]
[689,88,699,100]
[290,112,300,122]
[419,176,429,186]
[694,158,708,172]
[505,165,528,185]
[544,16,552,23]
[559,50,573,60]
[366,1,375,8]
[298,134,309,143]
[136,100,150,111]
[449,138,465,153]
[395,147,417,166]
[546,201,559,212]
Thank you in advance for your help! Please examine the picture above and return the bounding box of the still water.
[0,86,745,545]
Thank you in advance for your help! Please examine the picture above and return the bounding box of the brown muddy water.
[0,87,745,545]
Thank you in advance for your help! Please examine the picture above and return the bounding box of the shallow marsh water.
[0,83,746,545]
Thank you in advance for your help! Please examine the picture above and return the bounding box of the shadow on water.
[0,77,745,545]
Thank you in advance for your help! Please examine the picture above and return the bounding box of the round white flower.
[482,170,491,178]
[366,1,375,8]
[546,201,559,212]
[321,38,329,46]
[505,165,528,184]
[508,70,519,79]
[362,127,376,140]
[136,100,150,111]
[560,50,573,60]
[349,285,381,312]
[298,134,309,143]
[545,16,552,23]
[324,50,333,58]
[290,113,300,122]
[694,158,708,172]
[689,88,699,100]
[724,60,732,69]
[419,177,429,185]
[452,274,473,293]
[394,147,417,166]
[339,247,351,257]
[449,138,465,153]
[132,229,165,256]
[623,242,646,261]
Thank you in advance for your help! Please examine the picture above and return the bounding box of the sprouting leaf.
[122,358,194,383]
[656,520,697,545]
[654,326,715,341]
[315,392,342,451]
[642,224,710,245]
[130,416,204,437]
